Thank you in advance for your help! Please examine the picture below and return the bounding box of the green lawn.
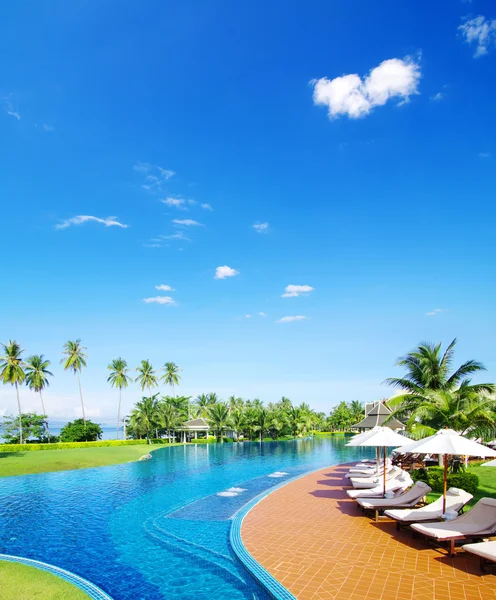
[0,561,90,600]
[0,444,173,477]
[426,462,496,507]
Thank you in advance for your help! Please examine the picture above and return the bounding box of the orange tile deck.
[241,464,496,600]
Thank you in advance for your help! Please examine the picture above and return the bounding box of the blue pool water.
[0,437,372,599]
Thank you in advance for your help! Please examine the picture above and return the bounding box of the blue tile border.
[0,553,114,600]
[230,465,342,600]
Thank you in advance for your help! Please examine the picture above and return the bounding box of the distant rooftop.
[353,401,404,430]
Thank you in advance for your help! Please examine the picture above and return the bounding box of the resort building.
[352,400,404,430]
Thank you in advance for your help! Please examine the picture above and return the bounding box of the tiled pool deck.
[241,463,496,600]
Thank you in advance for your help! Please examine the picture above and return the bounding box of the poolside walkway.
[241,463,496,600]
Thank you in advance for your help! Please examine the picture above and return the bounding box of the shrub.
[60,419,103,442]
[410,467,479,495]
[192,437,217,444]
[0,440,149,452]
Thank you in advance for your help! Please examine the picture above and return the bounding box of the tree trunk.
[77,373,86,426]
[16,382,23,444]
[39,390,50,443]
[116,387,122,440]
[167,427,170,443]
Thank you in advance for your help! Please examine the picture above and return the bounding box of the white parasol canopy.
[481,459,496,467]
[347,427,409,496]
[394,429,496,512]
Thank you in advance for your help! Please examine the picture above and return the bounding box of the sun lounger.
[385,487,473,529]
[411,498,496,556]
[346,464,393,479]
[350,467,403,489]
[462,541,496,572]
[346,472,413,499]
[355,481,432,521]
[347,460,391,475]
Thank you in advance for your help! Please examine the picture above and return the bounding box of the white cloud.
[245,314,252,319]
[430,92,445,102]
[42,123,54,132]
[156,284,175,291]
[479,152,491,158]
[55,215,128,230]
[215,265,239,279]
[253,222,270,233]
[143,243,161,248]
[312,56,421,119]
[426,308,444,317]
[281,284,315,298]
[162,232,191,242]
[201,203,213,210]
[4,98,20,120]
[162,197,185,208]
[276,316,308,323]
[187,199,197,206]
[258,312,267,317]
[143,296,176,305]
[172,219,203,227]
[134,162,175,193]
[459,15,496,57]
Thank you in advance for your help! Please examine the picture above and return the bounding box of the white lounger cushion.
[384,487,472,522]
[411,498,496,540]
[462,541,496,561]
[357,481,432,509]
[350,467,404,489]
[346,472,413,499]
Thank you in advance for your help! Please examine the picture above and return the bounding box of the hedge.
[0,440,150,452]
[411,467,480,496]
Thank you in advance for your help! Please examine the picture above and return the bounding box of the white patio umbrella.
[347,427,409,496]
[394,429,496,513]
[481,459,496,467]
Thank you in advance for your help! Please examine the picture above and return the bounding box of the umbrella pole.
[443,453,448,514]
[383,446,387,497]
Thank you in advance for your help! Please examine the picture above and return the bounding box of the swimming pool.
[0,437,372,599]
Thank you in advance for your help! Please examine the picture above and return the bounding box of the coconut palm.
[207,392,219,405]
[253,408,270,441]
[25,354,53,442]
[229,409,245,441]
[61,339,88,425]
[268,410,287,440]
[161,361,181,397]
[159,401,182,443]
[206,403,230,442]
[129,394,160,444]
[195,393,210,417]
[107,357,131,439]
[228,395,244,412]
[0,341,26,444]
[349,400,365,423]
[384,339,493,395]
[135,360,158,393]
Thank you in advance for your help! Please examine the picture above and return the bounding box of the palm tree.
[159,401,182,443]
[206,403,230,442]
[349,400,364,424]
[107,358,131,439]
[268,410,287,440]
[385,339,493,394]
[229,409,245,441]
[228,395,244,412]
[207,392,219,405]
[195,393,210,417]
[61,339,88,425]
[161,362,181,397]
[25,354,53,442]
[129,394,160,444]
[135,360,158,394]
[254,408,270,441]
[0,341,26,444]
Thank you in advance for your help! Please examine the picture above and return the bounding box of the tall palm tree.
[268,409,287,440]
[129,394,160,444]
[25,354,53,442]
[107,357,131,439]
[195,393,210,417]
[161,362,181,397]
[135,360,158,393]
[254,408,270,441]
[206,403,230,442]
[159,401,182,443]
[0,341,26,444]
[385,339,492,394]
[349,400,364,423]
[61,339,88,425]
[207,392,219,405]
[229,409,245,441]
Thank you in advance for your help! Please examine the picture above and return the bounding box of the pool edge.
[0,553,114,600]
[230,464,344,600]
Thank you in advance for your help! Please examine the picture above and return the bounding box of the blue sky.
[1,0,495,422]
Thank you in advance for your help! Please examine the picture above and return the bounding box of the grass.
[0,444,178,478]
[0,561,90,600]
[425,462,496,507]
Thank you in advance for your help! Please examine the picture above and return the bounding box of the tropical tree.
[229,409,245,441]
[0,341,26,443]
[161,362,181,397]
[349,400,365,424]
[385,339,492,394]
[129,394,160,444]
[268,410,287,440]
[207,392,219,405]
[159,401,182,442]
[25,354,53,442]
[60,418,102,442]
[135,360,158,394]
[385,339,496,441]
[107,357,131,439]
[253,408,270,441]
[228,395,244,411]
[61,339,88,425]
[206,403,230,442]
[2,413,48,444]
[195,393,210,417]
